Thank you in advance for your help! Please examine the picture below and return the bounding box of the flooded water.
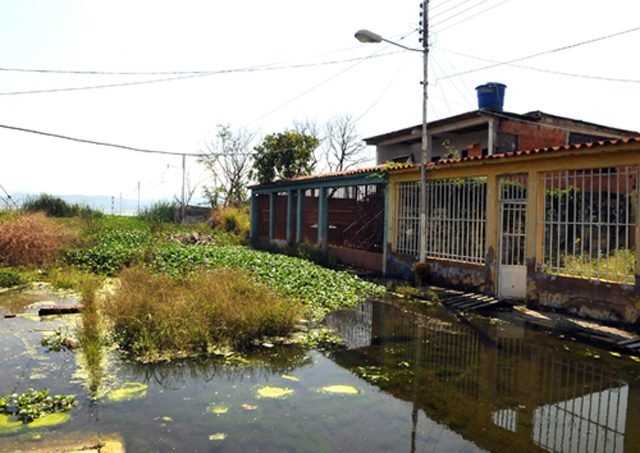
[1,288,639,452]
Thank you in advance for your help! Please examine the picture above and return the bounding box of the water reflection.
[325,300,637,453]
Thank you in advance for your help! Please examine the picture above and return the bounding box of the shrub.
[101,266,302,357]
[137,201,177,224]
[23,194,74,217]
[0,212,76,266]
[209,206,250,237]
[0,267,27,288]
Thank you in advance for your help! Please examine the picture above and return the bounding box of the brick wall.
[501,120,567,150]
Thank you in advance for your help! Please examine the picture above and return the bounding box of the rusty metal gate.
[498,174,528,298]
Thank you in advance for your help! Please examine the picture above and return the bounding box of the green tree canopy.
[251,130,319,185]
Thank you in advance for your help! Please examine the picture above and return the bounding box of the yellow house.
[386,137,640,324]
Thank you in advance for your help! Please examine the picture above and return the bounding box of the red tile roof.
[251,137,640,187]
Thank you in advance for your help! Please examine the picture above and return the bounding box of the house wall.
[386,140,640,325]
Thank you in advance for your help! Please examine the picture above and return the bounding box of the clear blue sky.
[1,0,638,203]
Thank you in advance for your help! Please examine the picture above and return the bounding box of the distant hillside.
[3,191,208,216]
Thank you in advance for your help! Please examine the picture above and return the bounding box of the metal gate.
[498,175,528,298]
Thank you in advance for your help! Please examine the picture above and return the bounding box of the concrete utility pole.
[356,2,430,263]
[419,0,429,264]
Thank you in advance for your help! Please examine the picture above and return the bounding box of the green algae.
[106,382,148,402]
[317,385,360,395]
[207,404,229,415]
[27,411,71,428]
[0,414,23,435]
[256,386,294,399]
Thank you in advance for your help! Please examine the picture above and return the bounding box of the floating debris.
[209,433,227,441]
[242,404,257,410]
[106,382,148,402]
[318,385,360,395]
[256,386,294,399]
[281,375,299,382]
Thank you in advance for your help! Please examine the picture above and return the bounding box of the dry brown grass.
[0,212,77,266]
[101,266,302,357]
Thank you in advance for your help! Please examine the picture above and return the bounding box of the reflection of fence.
[326,300,631,451]
[531,355,627,453]
[394,178,487,263]
[539,167,637,283]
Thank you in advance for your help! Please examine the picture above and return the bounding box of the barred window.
[538,166,637,283]
[394,177,487,263]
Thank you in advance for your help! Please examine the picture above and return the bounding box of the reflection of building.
[325,300,638,453]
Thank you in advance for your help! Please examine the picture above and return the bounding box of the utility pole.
[419,0,430,264]
[181,153,186,223]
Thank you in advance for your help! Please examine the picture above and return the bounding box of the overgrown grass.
[0,212,77,266]
[137,201,177,224]
[101,266,303,357]
[209,206,250,238]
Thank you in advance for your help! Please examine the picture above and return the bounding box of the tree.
[322,114,369,173]
[251,130,319,185]
[198,124,256,207]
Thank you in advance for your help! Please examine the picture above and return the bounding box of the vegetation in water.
[302,328,343,350]
[0,388,76,423]
[102,266,303,356]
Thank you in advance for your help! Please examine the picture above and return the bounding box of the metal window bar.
[393,178,487,263]
[539,166,637,283]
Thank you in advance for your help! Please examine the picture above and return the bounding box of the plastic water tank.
[476,83,506,111]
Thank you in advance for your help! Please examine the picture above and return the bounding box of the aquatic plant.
[102,266,302,356]
[302,329,343,349]
[0,388,76,423]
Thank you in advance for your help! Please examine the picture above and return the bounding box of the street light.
[355,3,429,265]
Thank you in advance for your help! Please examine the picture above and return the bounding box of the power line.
[433,0,510,33]
[437,25,640,80]
[0,123,199,156]
[0,52,402,96]
[437,46,640,83]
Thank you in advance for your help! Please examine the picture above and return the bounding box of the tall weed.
[0,212,76,266]
[102,266,302,358]
[210,206,250,237]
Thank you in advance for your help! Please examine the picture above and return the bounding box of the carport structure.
[250,166,388,273]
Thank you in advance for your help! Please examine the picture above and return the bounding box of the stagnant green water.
[1,288,639,452]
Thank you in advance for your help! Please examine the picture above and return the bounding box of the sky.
[1,0,639,206]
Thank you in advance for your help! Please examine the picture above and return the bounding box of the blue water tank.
[476,83,506,111]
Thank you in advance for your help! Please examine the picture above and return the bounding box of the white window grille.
[539,166,637,283]
[394,177,487,263]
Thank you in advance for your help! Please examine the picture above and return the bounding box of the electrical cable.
[437,25,640,81]
[437,45,640,83]
[0,52,403,96]
[434,0,510,33]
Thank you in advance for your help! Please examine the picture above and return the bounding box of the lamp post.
[355,1,429,263]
